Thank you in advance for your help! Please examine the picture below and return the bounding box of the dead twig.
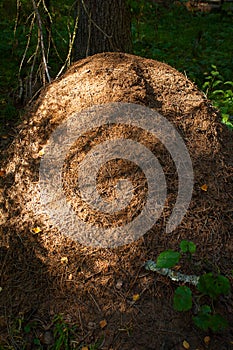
[56,3,79,79]
[32,0,51,83]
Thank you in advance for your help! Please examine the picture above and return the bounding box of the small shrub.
[146,240,231,332]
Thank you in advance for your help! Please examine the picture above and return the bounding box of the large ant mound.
[0,52,232,349]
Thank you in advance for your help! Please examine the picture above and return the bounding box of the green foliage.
[202,65,233,129]
[132,4,233,84]
[180,240,196,254]
[197,273,230,299]
[131,3,233,129]
[156,240,196,269]
[52,314,76,350]
[88,336,105,350]
[156,250,180,268]
[173,286,192,311]
[193,305,228,332]
[0,0,75,130]
[151,240,231,332]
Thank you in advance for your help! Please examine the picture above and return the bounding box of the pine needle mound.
[0,52,232,349]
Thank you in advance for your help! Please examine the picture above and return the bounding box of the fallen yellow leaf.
[81,347,89,350]
[60,257,68,264]
[38,149,45,156]
[31,226,42,234]
[183,340,190,349]
[204,336,210,345]
[99,319,107,329]
[132,294,140,302]
[201,184,208,191]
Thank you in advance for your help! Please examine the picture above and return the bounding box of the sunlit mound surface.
[0,52,232,349]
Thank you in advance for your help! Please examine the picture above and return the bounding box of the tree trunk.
[74,0,132,60]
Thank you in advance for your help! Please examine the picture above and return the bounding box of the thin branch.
[18,12,36,100]
[56,6,79,79]
[144,260,200,286]
[86,7,92,57]
[42,0,53,63]
[42,0,53,24]
[18,12,36,77]
[32,0,51,83]
[14,0,21,37]
[81,0,112,39]
[28,29,40,97]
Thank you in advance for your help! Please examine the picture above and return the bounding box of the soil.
[0,52,232,349]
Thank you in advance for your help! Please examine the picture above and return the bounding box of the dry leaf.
[99,319,107,329]
[204,336,210,345]
[60,257,68,264]
[81,347,89,350]
[68,273,73,280]
[183,340,190,349]
[38,149,45,156]
[132,294,140,302]
[0,170,6,177]
[31,226,42,234]
[201,184,208,191]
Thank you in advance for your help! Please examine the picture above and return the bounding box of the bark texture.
[74,0,132,60]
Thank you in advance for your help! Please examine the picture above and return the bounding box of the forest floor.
[0,52,233,350]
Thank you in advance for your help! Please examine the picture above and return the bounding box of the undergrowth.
[145,240,231,332]
[1,1,233,131]
[131,0,233,128]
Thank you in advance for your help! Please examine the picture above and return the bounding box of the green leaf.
[193,312,210,331]
[33,338,41,345]
[212,80,223,88]
[212,89,225,95]
[180,240,196,254]
[199,305,211,314]
[224,81,233,87]
[173,286,192,311]
[180,240,189,253]
[197,273,230,299]
[156,250,180,268]
[209,314,228,332]
[192,305,211,330]
[193,306,228,332]
[211,70,219,77]
[24,324,31,333]
[188,241,196,254]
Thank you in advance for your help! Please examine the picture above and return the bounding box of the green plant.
[52,314,76,350]
[89,335,105,350]
[149,240,231,332]
[202,65,233,129]
[192,305,228,332]
[79,335,105,350]
[23,321,42,348]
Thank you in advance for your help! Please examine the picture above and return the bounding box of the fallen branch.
[144,260,200,286]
